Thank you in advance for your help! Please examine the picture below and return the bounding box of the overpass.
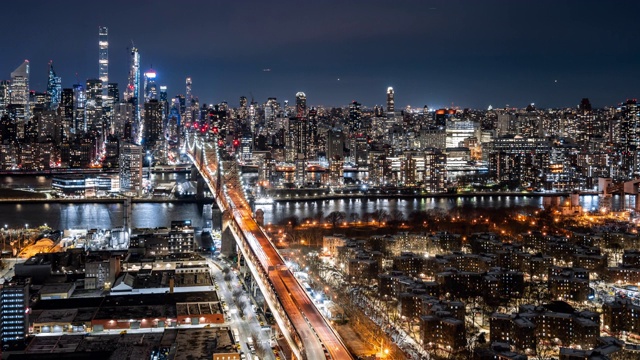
[185,134,353,360]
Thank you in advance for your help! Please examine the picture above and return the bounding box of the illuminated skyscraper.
[0,80,9,115]
[45,61,62,110]
[142,99,163,148]
[185,77,192,104]
[386,86,395,113]
[61,88,73,139]
[10,60,29,126]
[348,100,362,131]
[239,96,248,120]
[143,68,157,102]
[72,84,86,134]
[295,92,307,119]
[98,27,108,85]
[85,79,103,132]
[107,83,119,104]
[184,77,193,124]
[119,142,143,195]
[124,47,140,124]
[159,86,167,103]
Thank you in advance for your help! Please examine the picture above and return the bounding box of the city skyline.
[1,0,639,109]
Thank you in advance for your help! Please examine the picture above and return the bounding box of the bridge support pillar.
[211,203,221,231]
[196,177,206,199]
[220,210,237,258]
[190,164,198,180]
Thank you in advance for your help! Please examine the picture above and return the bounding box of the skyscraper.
[239,96,248,121]
[61,88,74,139]
[10,60,29,116]
[85,79,103,131]
[142,99,163,148]
[0,278,30,343]
[124,47,140,124]
[386,86,395,114]
[98,26,108,85]
[45,61,62,110]
[119,142,143,195]
[184,77,193,124]
[72,84,86,134]
[348,100,362,131]
[0,80,10,115]
[107,83,119,104]
[295,92,307,118]
[143,68,157,102]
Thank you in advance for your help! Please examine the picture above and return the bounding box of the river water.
[0,194,620,231]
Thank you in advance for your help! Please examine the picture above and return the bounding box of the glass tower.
[386,87,394,113]
[124,47,141,134]
[45,61,62,110]
[98,27,108,85]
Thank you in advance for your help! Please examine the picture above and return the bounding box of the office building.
[85,79,103,131]
[142,99,163,148]
[10,60,29,135]
[0,277,30,343]
[45,62,61,110]
[143,68,157,102]
[124,47,141,126]
[119,142,143,194]
[386,86,394,114]
[72,84,86,134]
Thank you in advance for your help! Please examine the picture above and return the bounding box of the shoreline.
[265,190,600,203]
[0,191,604,204]
[0,197,214,204]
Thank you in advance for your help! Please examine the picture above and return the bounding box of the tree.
[389,209,405,228]
[372,209,389,227]
[325,211,346,229]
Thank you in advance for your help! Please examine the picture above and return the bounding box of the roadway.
[207,257,274,360]
[190,135,352,360]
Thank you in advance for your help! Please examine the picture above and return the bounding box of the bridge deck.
[190,136,352,360]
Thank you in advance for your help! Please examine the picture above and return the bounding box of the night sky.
[3,0,639,109]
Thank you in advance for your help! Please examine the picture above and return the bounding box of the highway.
[189,135,352,360]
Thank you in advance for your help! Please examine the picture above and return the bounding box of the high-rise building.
[143,68,157,102]
[107,83,119,104]
[0,277,30,343]
[45,62,62,111]
[142,99,163,148]
[295,92,307,118]
[85,79,103,131]
[98,26,108,85]
[119,142,143,194]
[348,100,362,131]
[72,84,86,134]
[10,60,29,130]
[159,86,167,104]
[0,80,9,115]
[184,77,193,125]
[113,102,133,140]
[124,47,140,125]
[239,96,248,120]
[386,87,395,114]
[61,88,74,139]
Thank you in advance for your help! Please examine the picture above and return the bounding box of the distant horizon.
[2,0,639,109]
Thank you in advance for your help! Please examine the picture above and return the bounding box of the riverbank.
[269,190,599,203]
[0,196,214,204]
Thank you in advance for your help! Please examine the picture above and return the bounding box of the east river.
[0,194,620,231]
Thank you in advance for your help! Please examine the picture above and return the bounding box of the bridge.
[185,134,353,360]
